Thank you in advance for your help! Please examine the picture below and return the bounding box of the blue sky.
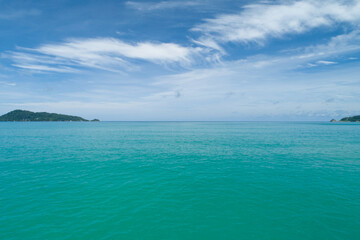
[1,0,360,120]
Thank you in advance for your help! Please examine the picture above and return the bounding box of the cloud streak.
[9,38,201,73]
[126,1,203,11]
[193,0,360,47]
[0,81,16,86]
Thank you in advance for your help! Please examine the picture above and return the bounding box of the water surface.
[1,122,359,239]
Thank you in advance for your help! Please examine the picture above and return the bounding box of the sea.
[1,121,359,239]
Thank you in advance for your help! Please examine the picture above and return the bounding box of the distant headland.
[0,110,99,122]
[330,115,360,122]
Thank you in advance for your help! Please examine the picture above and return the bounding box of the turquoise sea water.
[1,122,359,239]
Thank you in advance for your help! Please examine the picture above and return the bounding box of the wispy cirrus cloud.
[299,30,360,57]
[8,38,201,73]
[0,81,16,86]
[13,64,78,73]
[316,60,337,65]
[192,0,360,48]
[125,1,203,11]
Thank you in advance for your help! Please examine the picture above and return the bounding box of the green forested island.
[0,110,99,122]
[339,115,360,122]
[331,115,360,122]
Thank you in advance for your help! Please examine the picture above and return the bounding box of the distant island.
[0,110,99,122]
[330,115,360,122]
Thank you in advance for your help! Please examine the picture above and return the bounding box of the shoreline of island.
[0,110,99,122]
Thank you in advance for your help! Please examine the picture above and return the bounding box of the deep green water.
[1,122,359,239]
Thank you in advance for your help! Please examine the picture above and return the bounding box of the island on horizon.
[330,115,360,122]
[0,110,99,122]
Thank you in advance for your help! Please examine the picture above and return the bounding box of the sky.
[0,0,360,121]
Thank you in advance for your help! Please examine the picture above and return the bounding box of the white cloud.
[126,1,202,11]
[316,60,337,65]
[208,30,360,71]
[0,81,16,86]
[12,64,77,73]
[9,38,201,73]
[290,30,360,67]
[301,30,360,56]
[192,0,360,47]
[38,38,195,62]
[307,63,318,67]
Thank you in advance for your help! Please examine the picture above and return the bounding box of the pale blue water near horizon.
[1,121,359,239]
